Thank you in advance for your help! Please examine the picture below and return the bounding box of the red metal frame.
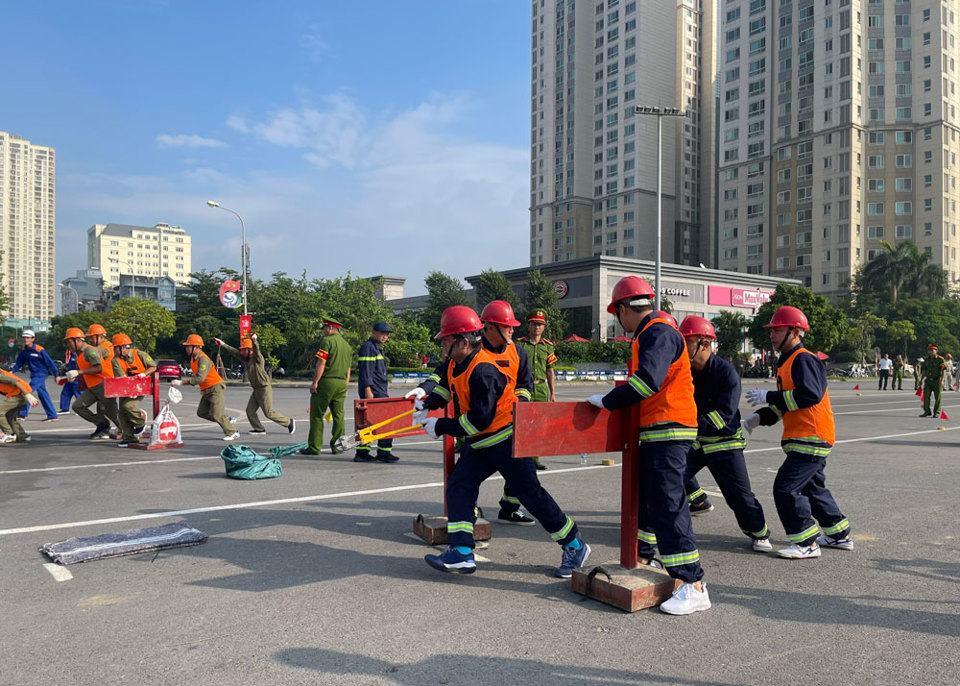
[102,374,180,450]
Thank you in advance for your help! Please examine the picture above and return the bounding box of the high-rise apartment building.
[87,222,192,288]
[718,0,960,297]
[530,0,717,269]
[0,131,55,327]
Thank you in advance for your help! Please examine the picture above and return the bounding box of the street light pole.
[206,201,248,315]
[634,106,685,312]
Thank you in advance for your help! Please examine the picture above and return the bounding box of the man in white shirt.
[877,353,892,391]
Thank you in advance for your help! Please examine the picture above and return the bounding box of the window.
[896,225,913,239]
[868,179,885,192]
[724,248,739,260]
[896,178,913,192]
[895,131,913,144]
[777,191,791,205]
[777,235,790,249]
[868,155,884,169]
[747,224,764,238]
[896,154,913,168]
[896,201,913,215]
[867,225,884,239]
[867,203,885,216]
[776,256,791,270]
[868,132,884,145]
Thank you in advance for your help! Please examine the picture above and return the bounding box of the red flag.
[941,411,950,420]
[852,384,859,390]
[916,388,923,397]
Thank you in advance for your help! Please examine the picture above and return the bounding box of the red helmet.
[480,300,521,327]
[607,276,655,314]
[679,315,716,339]
[764,305,809,330]
[656,310,678,328]
[435,306,483,340]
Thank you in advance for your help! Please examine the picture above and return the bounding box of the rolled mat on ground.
[39,522,207,565]
[220,442,308,480]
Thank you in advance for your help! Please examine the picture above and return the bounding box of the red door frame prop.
[102,374,182,449]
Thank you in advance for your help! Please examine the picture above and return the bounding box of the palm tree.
[856,240,948,303]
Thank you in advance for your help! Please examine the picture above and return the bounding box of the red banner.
[239,315,252,339]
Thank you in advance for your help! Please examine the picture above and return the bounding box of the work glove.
[404,387,427,401]
[412,409,429,426]
[741,413,761,434]
[65,370,79,381]
[586,394,606,409]
[214,338,224,346]
[422,417,440,439]
[170,379,183,386]
[250,333,257,341]
[745,389,769,407]
[25,393,39,407]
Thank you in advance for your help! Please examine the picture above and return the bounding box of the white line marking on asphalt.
[43,563,73,582]
[835,405,958,416]
[743,426,960,454]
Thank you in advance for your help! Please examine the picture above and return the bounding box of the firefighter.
[678,316,771,552]
[354,321,395,463]
[0,368,39,443]
[920,344,946,417]
[86,323,121,433]
[12,329,59,421]
[214,333,294,437]
[58,327,113,439]
[517,308,557,471]
[418,306,590,577]
[585,276,710,615]
[111,333,156,447]
[743,305,852,559]
[301,317,351,456]
[171,335,239,440]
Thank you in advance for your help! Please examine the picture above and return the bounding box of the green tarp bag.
[220,444,283,480]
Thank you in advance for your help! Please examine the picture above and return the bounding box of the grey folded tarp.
[40,521,207,565]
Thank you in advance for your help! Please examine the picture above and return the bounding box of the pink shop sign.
[708,286,773,309]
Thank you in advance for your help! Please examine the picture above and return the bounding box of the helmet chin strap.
[775,328,796,354]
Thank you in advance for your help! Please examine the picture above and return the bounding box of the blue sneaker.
[425,546,476,574]
[555,542,591,578]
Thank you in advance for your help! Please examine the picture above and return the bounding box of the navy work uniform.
[356,326,393,462]
[13,336,59,420]
[597,313,703,583]
[684,354,769,543]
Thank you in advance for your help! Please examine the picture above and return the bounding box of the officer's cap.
[322,316,343,329]
[527,310,547,323]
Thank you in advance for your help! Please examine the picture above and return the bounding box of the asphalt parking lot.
[1,379,959,685]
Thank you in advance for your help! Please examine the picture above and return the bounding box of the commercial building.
[718,0,960,297]
[530,0,717,269]
[87,222,192,288]
[0,131,56,329]
[103,274,177,311]
[59,268,105,314]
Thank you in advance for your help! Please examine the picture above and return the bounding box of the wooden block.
[412,515,491,545]
[601,458,616,466]
[571,561,681,612]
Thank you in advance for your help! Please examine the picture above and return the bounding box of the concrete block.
[571,561,681,612]
[412,515,491,545]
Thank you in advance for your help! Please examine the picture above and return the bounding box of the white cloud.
[156,134,227,149]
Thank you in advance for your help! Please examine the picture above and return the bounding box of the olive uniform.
[892,356,904,390]
[516,336,557,403]
[115,347,155,442]
[188,352,237,436]
[307,320,352,454]
[921,349,946,416]
[221,338,292,433]
[0,369,31,441]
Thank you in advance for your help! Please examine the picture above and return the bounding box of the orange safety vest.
[98,342,116,379]
[447,347,516,446]
[76,344,105,388]
[191,353,224,391]
[777,347,835,446]
[628,316,698,434]
[117,349,147,376]
[0,368,30,397]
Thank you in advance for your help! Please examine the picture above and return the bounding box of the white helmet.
[22,329,35,338]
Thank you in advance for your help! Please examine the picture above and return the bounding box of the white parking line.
[43,563,73,581]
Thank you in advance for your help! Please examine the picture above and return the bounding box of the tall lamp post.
[206,201,248,315]
[634,105,685,312]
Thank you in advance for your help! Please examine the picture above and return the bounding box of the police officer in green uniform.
[301,317,352,455]
[892,354,904,391]
[920,343,946,417]
[516,309,558,471]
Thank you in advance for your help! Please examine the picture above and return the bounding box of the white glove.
[412,409,429,426]
[742,413,761,434]
[586,394,606,409]
[170,379,183,386]
[65,369,79,381]
[745,389,769,407]
[422,417,440,439]
[250,333,257,341]
[404,387,427,401]
[25,393,39,407]
[214,338,224,346]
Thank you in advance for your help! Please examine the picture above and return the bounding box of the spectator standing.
[944,353,955,391]
[13,329,59,421]
[876,353,891,391]
[892,354,904,391]
[920,344,946,417]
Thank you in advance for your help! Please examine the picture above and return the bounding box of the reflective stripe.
[636,529,657,544]
[432,386,451,401]
[516,388,532,400]
[501,493,520,505]
[787,523,820,543]
[628,374,655,398]
[357,355,383,362]
[822,518,850,536]
[783,389,799,412]
[706,411,725,429]
[687,488,705,502]
[783,441,833,457]
[378,446,392,452]
[428,373,441,383]
[447,521,474,534]
[742,524,769,538]
[661,549,700,567]
[638,426,698,442]
[550,516,575,542]
[701,438,748,454]
[459,414,480,436]
[471,426,513,449]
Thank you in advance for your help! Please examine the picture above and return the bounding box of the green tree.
[475,268,518,312]
[46,311,108,357]
[522,269,567,341]
[748,283,847,356]
[852,240,950,308]
[382,310,435,368]
[844,313,886,366]
[106,298,176,353]
[711,310,749,361]
[423,271,469,336]
[885,319,916,359]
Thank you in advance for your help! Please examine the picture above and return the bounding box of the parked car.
[156,359,182,381]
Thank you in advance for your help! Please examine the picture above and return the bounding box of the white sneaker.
[222,432,240,441]
[816,534,854,551]
[751,538,773,553]
[659,582,711,615]
[777,542,821,559]
[0,435,16,444]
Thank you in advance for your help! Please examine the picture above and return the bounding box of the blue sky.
[1,1,531,295]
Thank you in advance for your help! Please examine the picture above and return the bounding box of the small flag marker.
[941,411,949,420]
[852,384,859,390]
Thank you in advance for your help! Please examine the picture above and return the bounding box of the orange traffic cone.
[852,384,859,390]
[941,411,949,420]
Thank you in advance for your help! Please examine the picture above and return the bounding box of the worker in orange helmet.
[58,327,115,438]
[214,334,294,438]
[86,323,122,435]
[172,335,238,440]
[111,333,157,447]
[0,368,39,443]
[743,305,851,559]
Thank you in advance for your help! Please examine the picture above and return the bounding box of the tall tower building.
[0,131,55,327]
[718,0,960,297]
[530,0,717,269]
[87,222,192,288]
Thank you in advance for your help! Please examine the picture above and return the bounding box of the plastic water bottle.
[580,453,588,465]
